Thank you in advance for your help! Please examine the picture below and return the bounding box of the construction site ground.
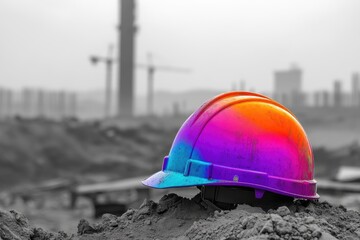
[1,192,360,240]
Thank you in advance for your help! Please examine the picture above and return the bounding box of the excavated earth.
[1,193,360,240]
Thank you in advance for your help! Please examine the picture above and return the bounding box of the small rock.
[312,229,322,239]
[283,215,291,222]
[274,220,292,235]
[303,233,311,239]
[276,206,291,217]
[298,225,308,233]
[214,211,224,217]
[136,201,156,218]
[121,209,135,221]
[145,219,151,225]
[319,232,337,240]
[109,220,118,227]
[308,224,320,233]
[101,213,117,222]
[77,219,97,235]
[139,198,148,209]
[305,203,316,213]
[304,216,315,224]
[157,194,181,214]
[270,214,283,223]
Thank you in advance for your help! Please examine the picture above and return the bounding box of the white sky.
[0,0,359,96]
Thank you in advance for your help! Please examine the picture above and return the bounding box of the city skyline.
[0,0,359,95]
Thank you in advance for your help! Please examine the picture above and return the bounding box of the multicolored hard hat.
[142,92,318,199]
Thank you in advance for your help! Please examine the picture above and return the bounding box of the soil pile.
[0,119,176,190]
[1,193,360,240]
[0,209,69,240]
[75,193,360,240]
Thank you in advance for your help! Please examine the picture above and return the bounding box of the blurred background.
[0,0,360,234]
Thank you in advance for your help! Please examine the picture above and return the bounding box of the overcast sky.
[0,0,359,96]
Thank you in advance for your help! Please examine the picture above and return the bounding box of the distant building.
[173,102,180,117]
[274,65,303,107]
[333,80,343,107]
[352,73,360,107]
[314,91,321,107]
[322,90,330,107]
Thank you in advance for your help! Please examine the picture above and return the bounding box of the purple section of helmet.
[196,102,312,179]
[160,158,317,199]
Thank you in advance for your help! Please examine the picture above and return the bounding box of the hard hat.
[142,92,318,199]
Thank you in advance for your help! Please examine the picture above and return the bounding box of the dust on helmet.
[142,92,318,200]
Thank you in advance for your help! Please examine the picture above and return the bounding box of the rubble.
[75,194,360,240]
[0,209,71,240]
[1,193,360,240]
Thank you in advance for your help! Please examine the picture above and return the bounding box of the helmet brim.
[142,170,218,189]
[142,171,320,200]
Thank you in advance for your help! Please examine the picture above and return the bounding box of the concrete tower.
[352,73,360,107]
[118,0,136,117]
[333,80,342,107]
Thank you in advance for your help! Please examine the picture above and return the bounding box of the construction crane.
[137,53,191,116]
[90,44,116,118]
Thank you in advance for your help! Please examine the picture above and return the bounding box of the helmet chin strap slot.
[199,186,294,210]
[255,189,265,199]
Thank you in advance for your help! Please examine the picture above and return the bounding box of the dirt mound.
[0,209,70,240]
[76,193,215,240]
[76,194,360,240]
[2,193,360,240]
[0,119,177,190]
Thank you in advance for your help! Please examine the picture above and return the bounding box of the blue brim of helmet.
[142,171,320,200]
[141,171,219,189]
